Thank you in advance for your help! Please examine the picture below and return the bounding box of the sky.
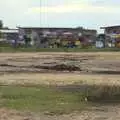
[0,0,40,28]
[0,0,120,33]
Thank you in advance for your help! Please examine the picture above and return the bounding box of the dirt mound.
[35,64,81,71]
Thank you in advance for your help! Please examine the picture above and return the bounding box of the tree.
[76,26,83,30]
[0,20,3,29]
[0,32,3,39]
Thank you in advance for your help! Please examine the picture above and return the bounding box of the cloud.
[36,0,120,32]
[28,7,41,14]
[0,0,119,31]
[90,0,120,6]
[28,1,120,14]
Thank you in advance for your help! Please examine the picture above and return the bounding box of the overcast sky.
[0,0,120,33]
[0,0,40,28]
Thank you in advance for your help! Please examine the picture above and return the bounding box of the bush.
[87,85,120,102]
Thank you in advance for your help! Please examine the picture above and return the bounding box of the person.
[11,39,15,47]
[11,39,17,48]
[56,39,60,48]
[24,35,31,47]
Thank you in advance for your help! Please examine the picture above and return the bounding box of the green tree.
[0,32,3,39]
[0,20,3,29]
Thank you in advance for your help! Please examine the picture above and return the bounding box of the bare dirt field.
[1,105,120,120]
[0,52,120,120]
[0,52,120,86]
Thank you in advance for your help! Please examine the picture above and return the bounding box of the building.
[100,25,120,47]
[101,25,120,35]
[18,27,97,48]
[0,29,19,41]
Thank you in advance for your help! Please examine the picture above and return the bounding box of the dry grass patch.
[0,73,120,86]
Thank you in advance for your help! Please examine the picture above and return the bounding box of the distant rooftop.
[100,25,120,29]
[18,26,75,29]
[0,29,18,33]
[18,26,96,31]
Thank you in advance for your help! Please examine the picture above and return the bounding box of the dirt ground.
[1,105,120,120]
[0,52,120,120]
[0,52,120,74]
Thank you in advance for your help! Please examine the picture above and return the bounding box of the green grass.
[0,85,120,114]
[0,46,120,52]
[0,85,87,114]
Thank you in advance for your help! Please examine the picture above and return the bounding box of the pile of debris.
[35,64,81,72]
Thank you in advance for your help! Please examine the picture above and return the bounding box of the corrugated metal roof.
[0,29,18,33]
[100,25,120,29]
[18,27,96,32]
